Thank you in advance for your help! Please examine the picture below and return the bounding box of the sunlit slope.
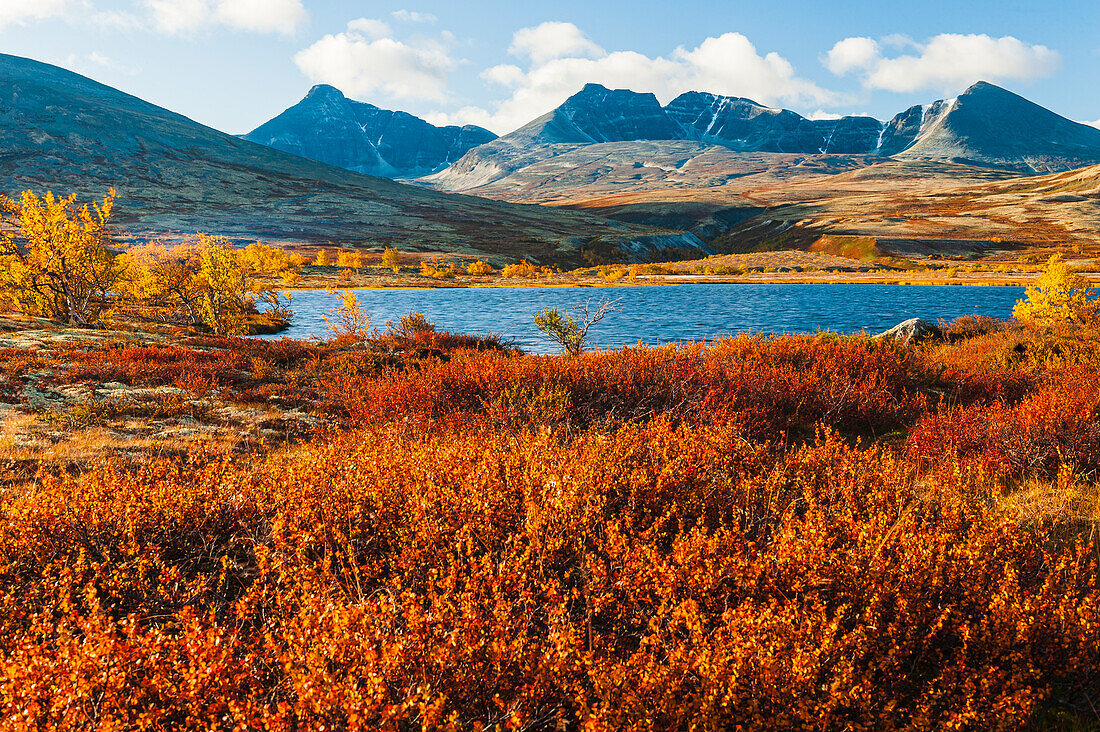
[0,54,699,264]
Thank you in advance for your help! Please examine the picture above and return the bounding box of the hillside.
[0,54,701,265]
[243,85,497,178]
[892,82,1100,172]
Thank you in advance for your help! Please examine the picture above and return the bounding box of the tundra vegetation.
[534,298,622,357]
[1,218,1100,729]
[0,190,302,335]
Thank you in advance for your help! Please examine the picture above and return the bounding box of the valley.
[4,12,1100,728]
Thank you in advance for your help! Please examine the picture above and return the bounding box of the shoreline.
[274,270,1041,292]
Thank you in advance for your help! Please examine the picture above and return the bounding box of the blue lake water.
[260,284,1026,354]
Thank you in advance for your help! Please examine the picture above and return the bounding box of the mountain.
[243,85,497,178]
[511,83,683,144]
[0,53,703,264]
[426,84,889,192]
[425,81,1100,195]
[664,91,881,153]
[888,82,1100,172]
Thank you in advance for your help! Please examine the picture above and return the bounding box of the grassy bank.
[264,248,1081,291]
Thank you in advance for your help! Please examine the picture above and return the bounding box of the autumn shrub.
[420,260,456,279]
[323,291,373,345]
[380,246,400,273]
[0,189,121,326]
[6,329,1100,728]
[121,234,296,335]
[326,334,936,436]
[385,311,436,340]
[940,314,1006,341]
[501,260,542,279]
[533,298,620,357]
[908,369,1100,478]
[1,423,1098,729]
[1014,254,1099,326]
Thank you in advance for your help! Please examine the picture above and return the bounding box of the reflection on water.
[257,283,1025,354]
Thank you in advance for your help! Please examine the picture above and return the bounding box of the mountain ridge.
[243,84,497,178]
[421,80,1100,193]
[0,53,703,265]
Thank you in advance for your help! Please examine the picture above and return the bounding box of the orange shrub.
[326,335,936,437]
[4,329,1100,728]
[1,425,1098,729]
[908,368,1100,477]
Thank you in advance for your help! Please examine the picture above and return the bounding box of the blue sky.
[1,0,1097,135]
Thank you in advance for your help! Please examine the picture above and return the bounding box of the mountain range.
[0,53,702,264]
[4,49,1100,266]
[243,84,497,178]
[421,81,1100,194]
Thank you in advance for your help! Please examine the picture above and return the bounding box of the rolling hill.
[0,53,702,265]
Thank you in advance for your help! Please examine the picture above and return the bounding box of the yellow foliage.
[0,189,121,325]
[466,260,493,276]
[315,248,332,267]
[381,246,401,273]
[501,260,550,279]
[336,249,363,272]
[1013,254,1099,326]
[323,290,372,343]
[420,260,456,279]
[121,235,259,334]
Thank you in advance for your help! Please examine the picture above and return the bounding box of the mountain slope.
[426,80,1100,195]
[0,53,702,264]
[426,84,888,192]
[891,82,1100,172]
[243,85,496,178]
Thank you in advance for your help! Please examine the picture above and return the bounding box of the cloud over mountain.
[825,33,1060,93]
[433,23,838,135]
[294,18,458,102]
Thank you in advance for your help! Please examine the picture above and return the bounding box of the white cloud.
[0,0,76,30]
[807,110,843,121]
[482,64,525,87]
[294,19,457,102]
[824,37,879,75]
[215,0,305,35]
[92,8,146,31]
[391,10,437,23]
[825,33,1061,93]
[144,0,206,33]
[509,21,604,65]
[436,28,838,135]
[0,0,146,34]
[60,51,138,77]
[143,0,306,36]
[346,17,391,39]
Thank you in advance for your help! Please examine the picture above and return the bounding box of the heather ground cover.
[0,310,1099,729]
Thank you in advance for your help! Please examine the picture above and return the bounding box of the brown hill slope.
[0,54,700,265]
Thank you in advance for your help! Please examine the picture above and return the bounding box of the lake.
[260,283,1027,354]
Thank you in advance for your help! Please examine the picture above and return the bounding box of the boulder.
[874,318,942,344]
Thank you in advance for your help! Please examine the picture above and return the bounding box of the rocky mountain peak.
[305,84,346,101]
[892,80,1100,172]
[245,85,496,178]
[550,84,681,143]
